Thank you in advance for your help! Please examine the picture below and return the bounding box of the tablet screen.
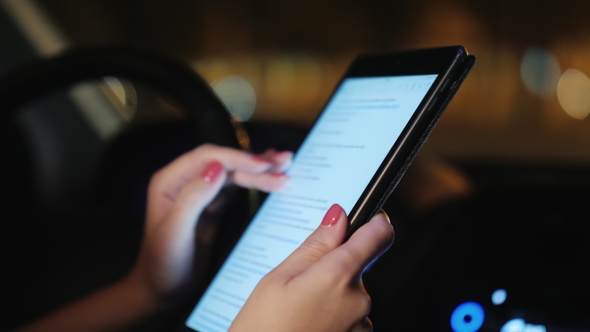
[185,74,437,331]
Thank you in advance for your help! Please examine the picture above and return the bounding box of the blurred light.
[265,56,297,103]
[557,68,590,120]
[491,288,507,305]
[520,47,561,96]
[1,0,68,56]
[103,76,126,105]
[501,318,546,332]
[99,76,138,122]
[293,56,323,104]
[194,59,232,83]
[211,75,257,122]
[450,302,485,332]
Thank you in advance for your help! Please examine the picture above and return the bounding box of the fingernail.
[201,161,224,183]
[270,172,287,178]
[253,156,270,163]
[379,208,391,224]
[321,204,343,227]
[275,151,293,158]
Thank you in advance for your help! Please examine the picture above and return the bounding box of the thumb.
[321,211,394,283]
[273,204,349,278]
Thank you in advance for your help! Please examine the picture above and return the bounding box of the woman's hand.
[230,204,395,332]
[16,144,293,332]
[129,144,293,306]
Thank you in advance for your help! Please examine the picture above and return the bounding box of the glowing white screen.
[186,74,437,331]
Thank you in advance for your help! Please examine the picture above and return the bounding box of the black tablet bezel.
[175,45,476,332]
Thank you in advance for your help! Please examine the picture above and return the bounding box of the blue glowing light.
[491,289,507,305]
[520,47,561,97]
[450,302,485,332]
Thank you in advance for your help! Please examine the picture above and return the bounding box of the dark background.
[2,0,590,331]
[30,0,590,163]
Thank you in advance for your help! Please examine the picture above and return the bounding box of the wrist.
[121,268,169,317]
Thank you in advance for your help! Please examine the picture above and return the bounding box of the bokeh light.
[290,56,323,106]
[99,76,138,122]
[211,75,257,122]
[557,68,590,120]
[265,56,298,105]
[520,47,561,97]
[491,288,507,305]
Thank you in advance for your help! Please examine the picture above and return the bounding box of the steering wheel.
[0,46,242,146]
[0,46,249,331]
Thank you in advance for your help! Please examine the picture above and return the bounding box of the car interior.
[1,1,589,331]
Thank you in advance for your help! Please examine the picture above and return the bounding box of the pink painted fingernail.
[321,204,343,227]
[270,172,287,177]
[253,156,270,163]
[201,161,224,183]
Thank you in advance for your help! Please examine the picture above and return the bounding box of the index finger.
[148,144,273,221]
[150,144,270,193]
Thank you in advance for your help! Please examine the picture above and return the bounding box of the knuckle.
[192,143,219,158]
[356,291,372,314]
[254,273,282,294]
[336,246,362,273]
[149,168,165,187]
[349,318,373,332]
[197,143,215,151]
[301,237,332,260]
[232,172,254,187]
[258,272,274,285]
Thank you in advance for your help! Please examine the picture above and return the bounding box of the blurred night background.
[4,0,590,164]
[2,0,590,331]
